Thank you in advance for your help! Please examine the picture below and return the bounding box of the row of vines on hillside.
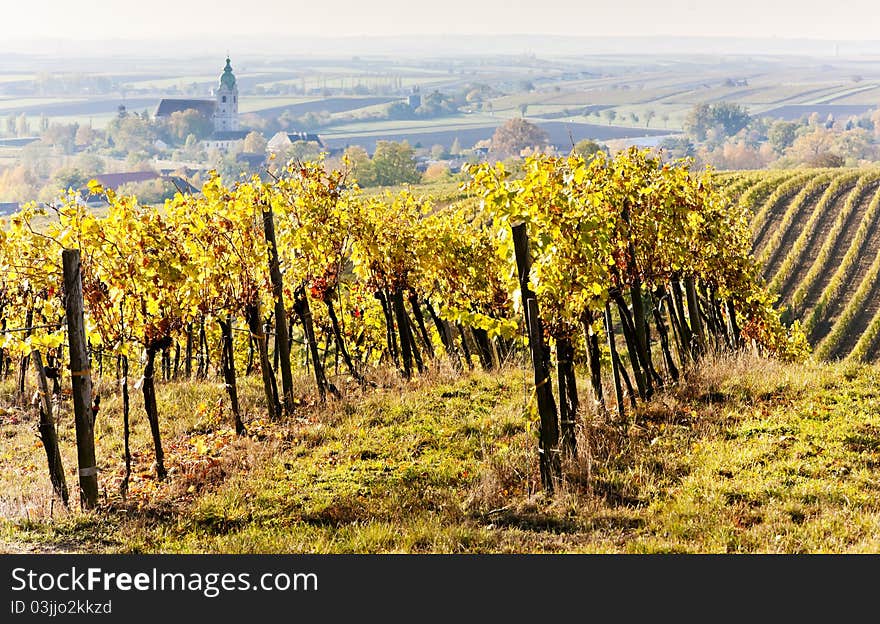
[0,148,805,502]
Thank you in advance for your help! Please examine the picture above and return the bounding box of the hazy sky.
[6,0,880,41]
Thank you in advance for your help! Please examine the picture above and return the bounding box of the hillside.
[723,167,880,361]
[0,154,874,556]
[3,353,880,554]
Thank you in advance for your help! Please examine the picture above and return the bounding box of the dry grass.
[3,350,880,553]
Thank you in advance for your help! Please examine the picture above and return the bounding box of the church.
[155,57,249,151]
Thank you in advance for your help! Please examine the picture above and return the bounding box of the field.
[247,96,400,119]
[6,51,880,557]
[4,352,880,554]
[2,155,880,555]
[2,52,880,154]
[320,115,669,152]
[722,168,880,362]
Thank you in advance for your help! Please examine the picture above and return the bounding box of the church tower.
[213,57,239,132]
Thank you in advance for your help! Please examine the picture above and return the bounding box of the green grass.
[238,97,319,114]
[4,352,880,553]
[321,114,497,137]
[0,97,85,112]
[123,74,270,90]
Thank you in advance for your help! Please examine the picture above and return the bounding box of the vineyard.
[1,149,868,554]
[720,166,880,361]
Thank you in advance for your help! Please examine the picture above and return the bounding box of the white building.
[266,131,326,154]
[203,57,249,151]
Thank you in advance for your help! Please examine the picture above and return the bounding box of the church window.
[222,95,227,103]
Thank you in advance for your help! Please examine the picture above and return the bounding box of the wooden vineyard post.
[684,276,706,358]
[511,222,561,494]
[294,285,330,399]
[604,303,627,422]
[263,204,295,415]
[31,350,68,507]
[62,249,98,510]
[726,299,741,349]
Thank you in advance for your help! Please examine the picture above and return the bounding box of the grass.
[3,352,880,553]
[238,97,319,114]
[321,114,498,137]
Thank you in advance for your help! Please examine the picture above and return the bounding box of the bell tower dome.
[213,56,239,132]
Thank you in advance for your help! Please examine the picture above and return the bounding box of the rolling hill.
[723,167,880,361]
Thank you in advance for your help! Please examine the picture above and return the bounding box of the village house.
[266,131,326,155]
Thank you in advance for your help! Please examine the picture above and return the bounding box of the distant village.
[0,56,489,214]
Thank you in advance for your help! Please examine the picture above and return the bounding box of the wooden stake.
[62,249,98,510]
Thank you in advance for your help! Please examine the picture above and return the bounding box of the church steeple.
[220,57,236,89]
[213,55,239,132]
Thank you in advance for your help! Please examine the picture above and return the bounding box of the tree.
[180,134,204,160]
[683,102,750,141]
[106,115,156,154]
[573,139,605,159]
[50,167,88,192]
[834,127,875,163]
[871,109,880,138]
[165,108,213,143]
[41,123,78,154]
[491,118,549,157]
[644,109,656,128]
[15,114,29,137]
[343,145,376,187]
[712,102,751,136]
[0,165,38,202]
[371,140,421,186]
[284,140,323,163]
[658,136,695,159]
[785,127,836,164]
[243,131,268,154]
[450,137,462,155]
[684,104,712,140]
[430,144,448,160]
[415,91,457,118]
[422,162,450,182]
[768,120,799,154]
[385,100,415,120]
[299,111,331,130]
[72,153,105,176]
[75,124,96,147]
[601,109,617,126]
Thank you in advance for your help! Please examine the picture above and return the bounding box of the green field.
[238,96,318,113]
[0,53,878,146]
[4,353,880,554]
